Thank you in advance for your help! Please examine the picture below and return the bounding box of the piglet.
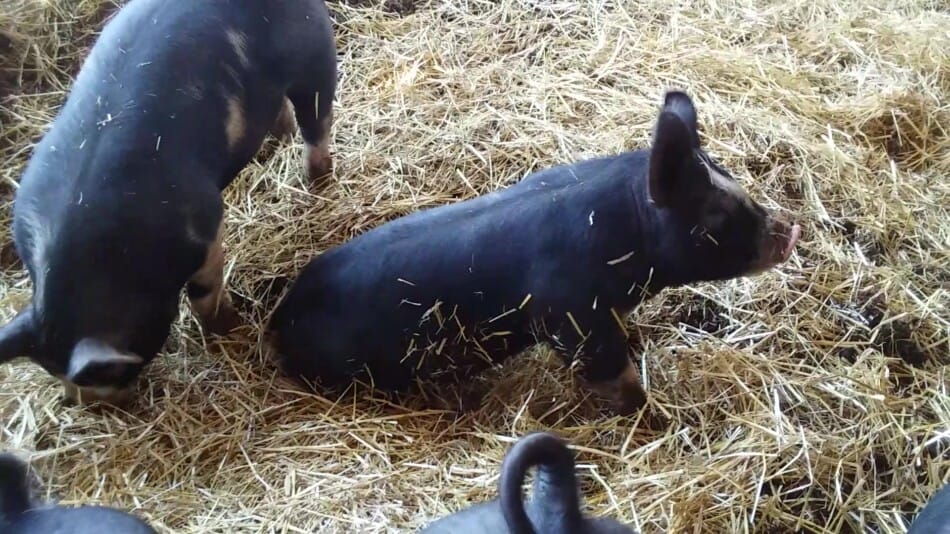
[423,432,636,534]
[0,453,155,534]
[270,91,800,413]
[0,0,337,404]
[908,482,950,534]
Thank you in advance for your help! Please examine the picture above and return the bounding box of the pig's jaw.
[747,222,801,275]
[57,377,135,406]
[781,224,801,262]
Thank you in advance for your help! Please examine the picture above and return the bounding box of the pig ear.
[66,338,143,386]
[661,91,700,147]
[0,306,38,364]
[648,91,702,208]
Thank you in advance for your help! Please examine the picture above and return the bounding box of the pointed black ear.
[662,91,699,147]
[0,306,37,364]
[648,91,702,208]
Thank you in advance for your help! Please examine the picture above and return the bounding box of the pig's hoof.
[589,373,648,416]
[641,409,670,431]
[308,157,333,182]
[613,389,648,416]
[307,144,333,183]
[202,307,243,336]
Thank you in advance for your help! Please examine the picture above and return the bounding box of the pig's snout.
[764,218,800,266]
[587,362,648,415]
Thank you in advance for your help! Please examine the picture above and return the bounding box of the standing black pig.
[270,91,800,413]
[0,0,337,403]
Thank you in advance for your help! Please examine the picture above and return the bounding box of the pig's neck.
[624,171,693,298]
[593,172,668,310]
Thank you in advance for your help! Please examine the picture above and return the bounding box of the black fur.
[908,482,950,534]
[0,0,337,398]
[0,453,155,534]
[270,91,799,412]
[422,433,636,533]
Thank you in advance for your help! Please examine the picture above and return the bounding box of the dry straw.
[1,0,948,532]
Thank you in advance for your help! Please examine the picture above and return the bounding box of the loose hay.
[1,0,949,532]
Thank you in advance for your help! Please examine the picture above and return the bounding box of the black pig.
[908,482,950,534]
[270,91,800,412]
[0,453,155,534]
[422,432,636,533]
[0,0,337,403]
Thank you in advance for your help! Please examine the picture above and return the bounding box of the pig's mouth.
[780,224,801,262]
[59,378,134,406]
[764,223,802,267]
[754,222,800,272]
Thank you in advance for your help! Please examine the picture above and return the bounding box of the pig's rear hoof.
[271,123,296,143]
[202,307,243,336]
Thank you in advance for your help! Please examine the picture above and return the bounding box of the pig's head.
[0,280,178,405]
[645,91,800,285]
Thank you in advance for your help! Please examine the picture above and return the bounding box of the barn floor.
[1,0,948,532]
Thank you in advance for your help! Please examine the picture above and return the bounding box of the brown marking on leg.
[587,359,648,415]
[225,96,245,153]
[270,98,297,142]
[188,222,241,335]
[307,110,333,181]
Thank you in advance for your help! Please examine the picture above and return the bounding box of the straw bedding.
[0,0,948,532]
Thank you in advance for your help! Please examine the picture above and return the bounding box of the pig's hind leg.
[285,24,337,185]
[288,84,334,183]
[277,0,337,183]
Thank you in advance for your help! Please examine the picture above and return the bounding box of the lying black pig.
[0,0,337,404]
[422,432,636,533]
[0,453,155,534]
[270,91,800,413]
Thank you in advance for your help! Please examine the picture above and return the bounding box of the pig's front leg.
[547,315,647,414]
[269,97,297,142]
[186,222,241,335]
